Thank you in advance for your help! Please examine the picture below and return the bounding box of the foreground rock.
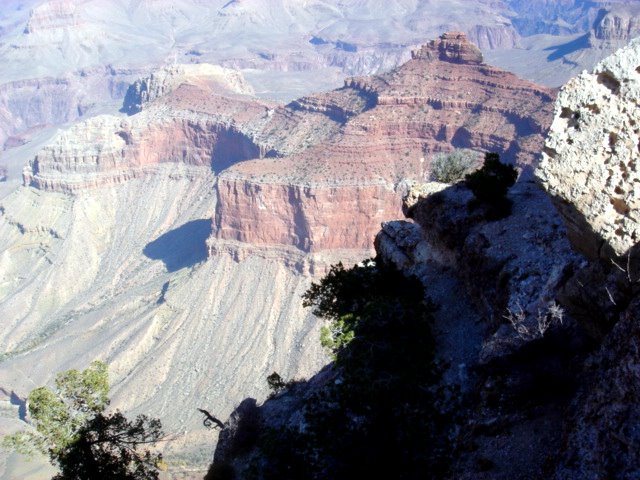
[538,37,640,261]
[537,35,640,480]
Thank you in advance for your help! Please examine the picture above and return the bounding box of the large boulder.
[537,38,640,261]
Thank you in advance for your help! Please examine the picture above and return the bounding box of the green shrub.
[430,149,478,183]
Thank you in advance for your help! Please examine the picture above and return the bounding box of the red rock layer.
[25,33,556,253]
[213,175,398,253]
[212,33,555,251]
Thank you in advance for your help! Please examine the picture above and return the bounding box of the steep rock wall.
[213,175,397,252]
[590,5,640,48]
[22,111,267,193]
[121,64,254,115]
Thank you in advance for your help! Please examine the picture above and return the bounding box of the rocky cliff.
[23,34,555,255]
[212,32,555,252]
[121,64,254,115]
[535,35,640,480]
[590,5,640,48]
[0,66,139,151]
[212,36,640,480]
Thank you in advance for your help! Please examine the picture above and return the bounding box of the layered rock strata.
[121,64,254,115]
[213,32,555,252]
[590,5,640,48]
[25,34,556,255]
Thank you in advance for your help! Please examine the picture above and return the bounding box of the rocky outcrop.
[590,6,640,48]
[537,37,640,261]
[121,64,254,115]
[0,66,143,150]
[213,175,398,252]
[535,37,640,479]
[397,180,578,359]
[23,0,77,34]
[411,32,484,64]
[22,109,268,193]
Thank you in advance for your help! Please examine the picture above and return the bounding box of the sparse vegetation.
[235,258,457,479]
[465,152,517,203]
[2,361,164,480]
[504,301,565,340]
[430,149,478,183]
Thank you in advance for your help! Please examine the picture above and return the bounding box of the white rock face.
[537,37,640,260]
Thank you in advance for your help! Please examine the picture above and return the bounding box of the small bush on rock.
[430,149,478,183]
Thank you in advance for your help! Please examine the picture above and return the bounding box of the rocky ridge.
[22,33,556,256]
[212,32,555,252]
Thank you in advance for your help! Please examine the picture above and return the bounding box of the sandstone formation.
[24,34,555,255]
[537,37,640,260]
[212,32,555,252]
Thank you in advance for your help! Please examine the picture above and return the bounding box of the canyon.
[0,31,558,477]
[2,0,639,156]
[213,35,640,480]
[1,1,640,478]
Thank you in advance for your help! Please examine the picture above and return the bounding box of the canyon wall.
[213,175,398,253]
[1,31,562,476]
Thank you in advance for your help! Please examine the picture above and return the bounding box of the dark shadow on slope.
[10,391,27,421]
[544,33,590,62]
[143,219,210,272]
